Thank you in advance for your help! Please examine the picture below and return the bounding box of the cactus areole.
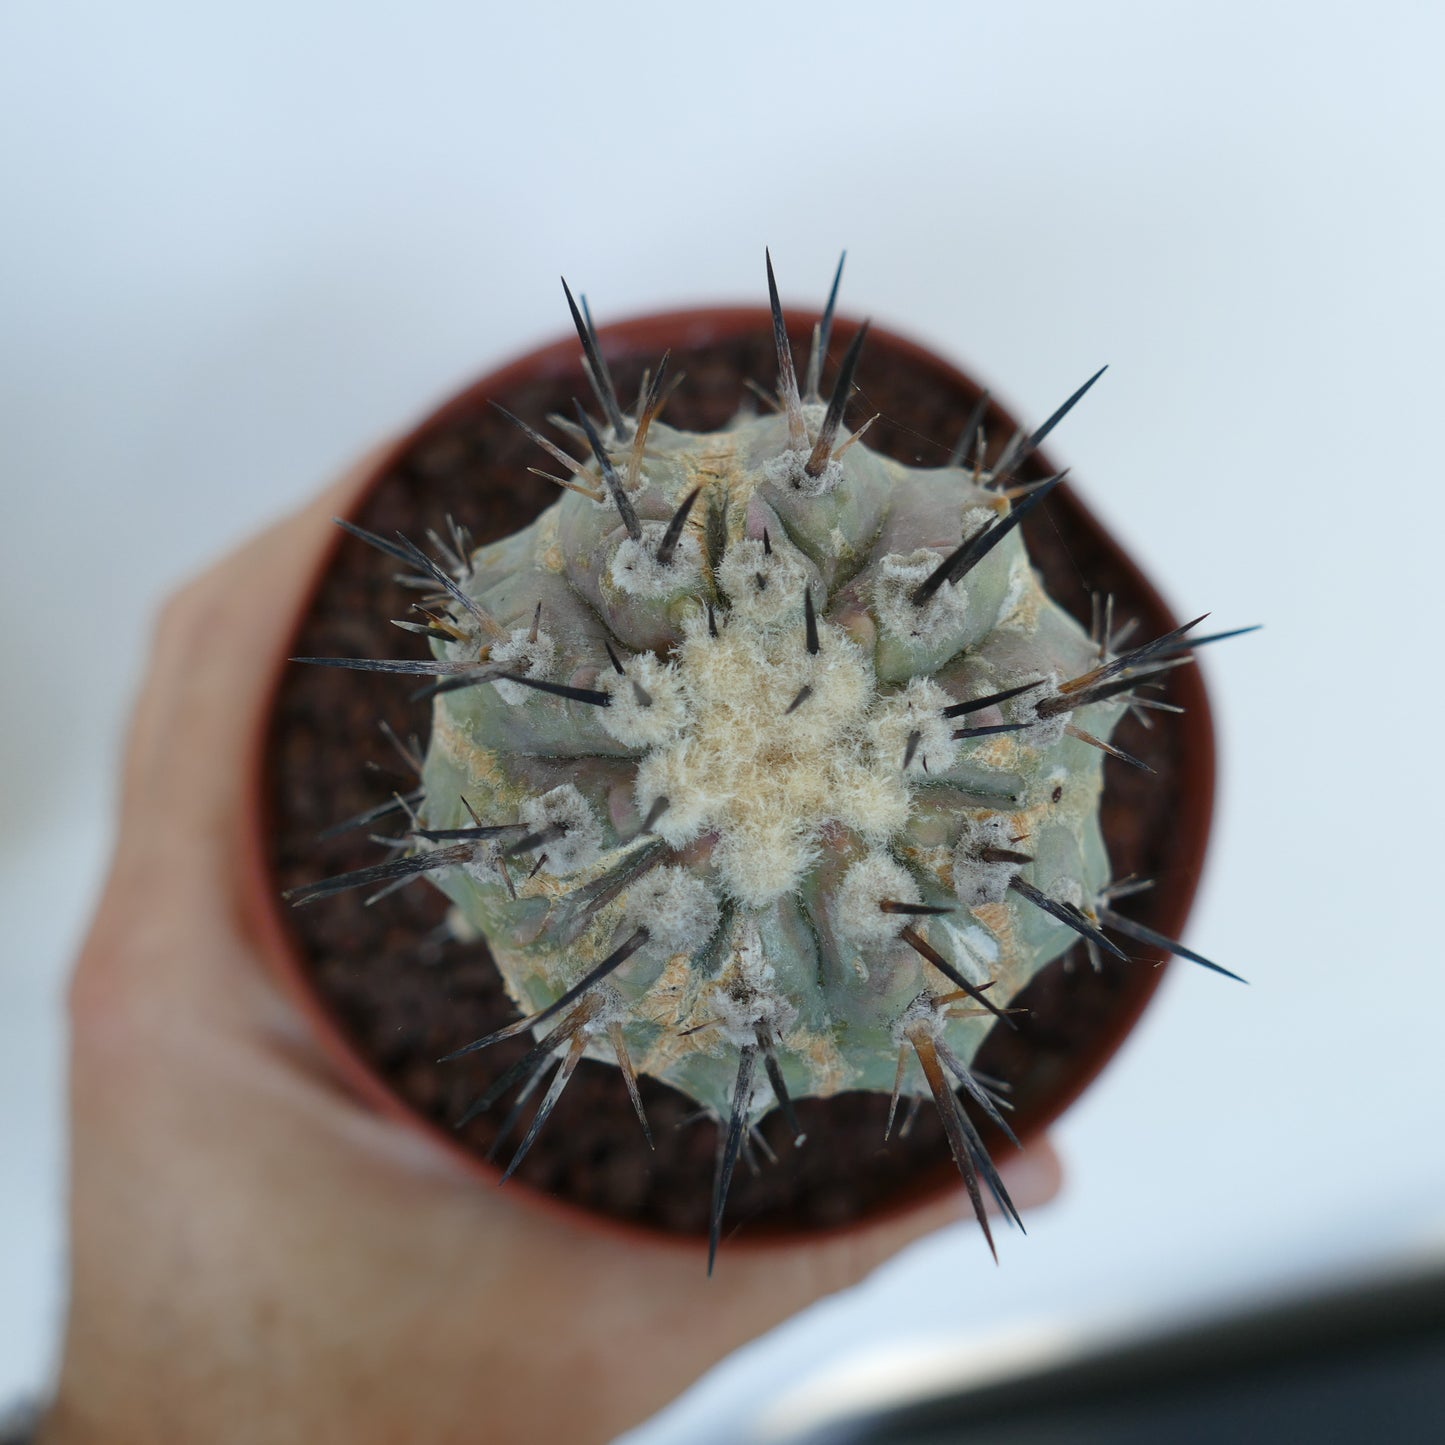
[277,258,1236,1267]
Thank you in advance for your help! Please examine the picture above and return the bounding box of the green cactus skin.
[291,259,1241,1267]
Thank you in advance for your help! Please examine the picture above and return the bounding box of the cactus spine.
[292,255,1243,1269]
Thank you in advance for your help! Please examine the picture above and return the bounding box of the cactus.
[290,255,1246,1270]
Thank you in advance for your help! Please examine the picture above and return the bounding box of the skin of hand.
[40,460,1062,1445]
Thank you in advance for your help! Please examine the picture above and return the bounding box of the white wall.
[2,3,1442,1436]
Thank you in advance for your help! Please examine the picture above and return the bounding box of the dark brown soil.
[263,312,1212,1240]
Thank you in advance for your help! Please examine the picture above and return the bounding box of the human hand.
[43,461,1062,1445]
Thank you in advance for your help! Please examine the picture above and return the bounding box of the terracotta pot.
[242,306,1215,1247]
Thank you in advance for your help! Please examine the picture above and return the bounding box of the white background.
[2,3,1442,1439]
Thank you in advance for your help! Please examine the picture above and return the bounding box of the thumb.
[119,452,387,892]
[71,454,387,1019]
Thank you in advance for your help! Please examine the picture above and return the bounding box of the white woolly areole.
[1012,671,1069,747]
[872,549,971,646]
[958,503,998,536]
[712,818,818,909]
[486,626,557,705]
[633,745,717,848]
[634,612,912,906]
[999,553,1031,621]
[621,866,720,955]
[1024,711,1069,747]
[834,853,921,949]
[609,521,703,597]
[827,763,912,841]
[599,653,691,749]
[893,990,945,1047]
[759,447,844,498]
[577,982,630,1034]
[717,536,816,628]
[517,783,604,876]
[462,842,508,889]
[778,635,873,751]
[1046,875,1086,910]
[869,677,959,776]
[953,812,1028,907]
[712,926,800,1048]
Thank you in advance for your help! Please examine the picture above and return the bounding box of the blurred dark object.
[780,1262,1445,1443]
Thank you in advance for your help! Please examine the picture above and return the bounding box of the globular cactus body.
[423,410,1117,1105]
[293,258,1241,1266]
